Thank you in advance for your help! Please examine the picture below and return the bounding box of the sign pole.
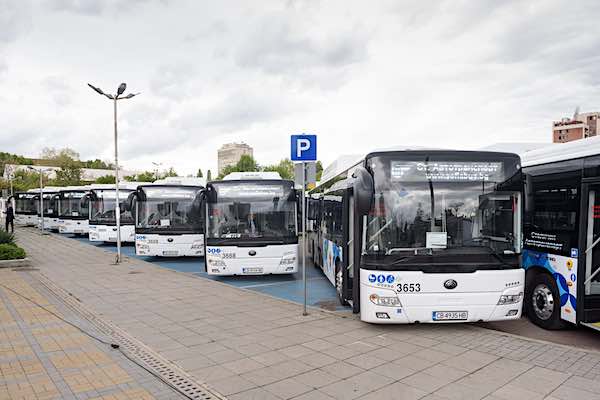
[302,161,308,316]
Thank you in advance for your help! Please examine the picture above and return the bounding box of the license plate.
[242,267,263,274]
[108,237,117,241]
[163,251,179,256]
[432,311,468,321]
[75,230,84,234]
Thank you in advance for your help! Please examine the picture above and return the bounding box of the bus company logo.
[136,235,146,240]
[369,274,395,284]
[444,279,458,290]
[207,248,221,255]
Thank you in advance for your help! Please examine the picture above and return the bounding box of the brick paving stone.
[10,228,600,400]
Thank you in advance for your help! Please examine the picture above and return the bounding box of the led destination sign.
[390,161,504,182]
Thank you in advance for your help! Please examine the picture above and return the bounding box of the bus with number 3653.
[308,148,525,324]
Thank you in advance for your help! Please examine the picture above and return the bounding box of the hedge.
[0,243,26,260]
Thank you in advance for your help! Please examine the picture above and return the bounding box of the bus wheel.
[525,272,567,330]
[335,260,348,306]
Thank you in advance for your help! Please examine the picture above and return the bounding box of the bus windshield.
[136,186,203,232]
[365,156,521,260]
[207,181,297,242]
[15,194,38,214]
[59,192,88,218]
[90,190,134,224]
[41,194,58,216]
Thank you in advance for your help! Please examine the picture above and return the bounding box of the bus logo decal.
[444,279,458,290]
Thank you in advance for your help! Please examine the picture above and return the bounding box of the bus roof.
[521,136,600,167]
[222,172,282,180]
[154,177,206,186]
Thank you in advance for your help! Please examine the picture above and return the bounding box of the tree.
[161,167,178,178]
[95,175,115,184]
[133,171,156,182]
[206,169,212,181]
[45,148,82,186]
[0,170,41,192]
[218,155,259,179]
[316,161,323,181]
[263,159,294,180]
[196,168,203,178]
[0,152,34,172]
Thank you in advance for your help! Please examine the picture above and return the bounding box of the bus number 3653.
[396,283,421,293]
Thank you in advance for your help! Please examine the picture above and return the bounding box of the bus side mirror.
[124,192,136,212]
[524,173,534,224]
[352,166,374,216]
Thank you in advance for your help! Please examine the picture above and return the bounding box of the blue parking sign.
[291,134,317,161]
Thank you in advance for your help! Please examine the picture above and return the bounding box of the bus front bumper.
[89,225,135,243]
[359,268,524,324]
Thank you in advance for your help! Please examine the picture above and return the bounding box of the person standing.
[5,204,14,233]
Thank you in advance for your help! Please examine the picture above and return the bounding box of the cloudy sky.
[1,0,599,175]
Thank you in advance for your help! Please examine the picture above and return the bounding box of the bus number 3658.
[396,283,421,293]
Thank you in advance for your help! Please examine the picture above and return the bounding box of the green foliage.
[125,171,155,182]
[316,161,323,181]
[218,155,260,179]
[1,170,43,192]
[83,159,113,169]
[0,244,26,260]
[206,169,212,181]
[54,159,82,186]
[0,152,33,172]
[263,159,294,180]
[0,230,15,245]
[196,168,203,178]
[95,175,116,184]
[161,167,178,178]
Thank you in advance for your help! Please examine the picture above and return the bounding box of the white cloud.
[1,0,600,176]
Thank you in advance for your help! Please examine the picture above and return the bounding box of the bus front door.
[582,184,600,331]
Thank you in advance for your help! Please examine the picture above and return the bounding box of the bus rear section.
[313,150,525,324]
[88,184,137,243]
[57,188,90,235]
[133,181,205,257]
[205,173,298,276]
[12,192,39,226]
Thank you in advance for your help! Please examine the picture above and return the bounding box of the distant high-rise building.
[217,142,254,174]
[553,111,600,143]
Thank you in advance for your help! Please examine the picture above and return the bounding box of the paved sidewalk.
[0,268,184,400]
[11,228,600,400]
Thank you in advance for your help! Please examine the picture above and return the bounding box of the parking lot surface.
[7,228,600,400]
[72,236,345,312]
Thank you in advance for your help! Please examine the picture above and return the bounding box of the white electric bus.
[57,186,91,235]
[10,190,39,226]
[308,149,524,323]
[205,172,298,276]
[521,136,600,332]
[88,183,139,243]
[132,178,205,257]
[36,187,61,231]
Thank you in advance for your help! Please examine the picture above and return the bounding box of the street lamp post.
[88,82,140,264]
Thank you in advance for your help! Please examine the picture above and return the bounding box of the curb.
[0,258,31,268]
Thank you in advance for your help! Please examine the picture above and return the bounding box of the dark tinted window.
[524,181,579,257]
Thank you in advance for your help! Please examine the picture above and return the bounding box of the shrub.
[0,243,26,260]
[0,230,15,245]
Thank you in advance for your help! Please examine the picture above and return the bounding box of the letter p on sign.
[291,134,317,161]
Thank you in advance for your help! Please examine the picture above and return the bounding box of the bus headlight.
[208,258,226,267]
[498,293,523,305]
[279,255,297,266]
[369,294,402,307]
